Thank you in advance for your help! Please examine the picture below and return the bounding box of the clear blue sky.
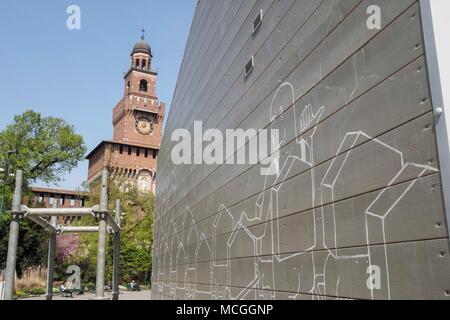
[0,0,196,190]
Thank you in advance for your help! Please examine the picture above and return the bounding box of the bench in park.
[60,285,85,298]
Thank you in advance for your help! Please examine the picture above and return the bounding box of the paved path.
[23,290,151,300]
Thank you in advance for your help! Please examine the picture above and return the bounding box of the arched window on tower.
[139,79,148,92]
[135,59,140,68]
[142,59,146,69]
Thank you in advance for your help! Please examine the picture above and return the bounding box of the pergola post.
[2,168,121,301]
[45,201,58,300]
[112,199,121,300]
[3,170,23,300]
[95,169,109,300]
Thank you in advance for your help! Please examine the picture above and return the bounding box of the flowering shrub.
[56,233,81,262]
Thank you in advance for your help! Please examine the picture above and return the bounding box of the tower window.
[137,148,140,157]
[119,145,123,154]
[145,149,148,158]
[128,146,132,155]
[139,80,148,92]
[142,60,146,68]
[136,59,140,67]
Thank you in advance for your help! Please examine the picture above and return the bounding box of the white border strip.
[420,0,450,235]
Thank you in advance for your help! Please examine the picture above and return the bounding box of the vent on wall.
[253,9,263,34]
[244,56,255,79]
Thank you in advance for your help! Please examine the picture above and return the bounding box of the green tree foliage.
[0,110,86,274]
[65,177,154,286]
[0,110,86,184]
[0,215,48,278]
[118,191,154,284]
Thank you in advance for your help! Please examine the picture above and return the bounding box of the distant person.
[60,283,73,298]
[130,280,140,291]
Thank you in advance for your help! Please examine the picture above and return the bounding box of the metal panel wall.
[152,0,450,300]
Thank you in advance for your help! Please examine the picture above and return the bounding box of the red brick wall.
[87,143,158,182]
[25,189,87,209]
[112,96,164,147]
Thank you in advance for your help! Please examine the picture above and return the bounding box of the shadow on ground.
[22,290,152,300]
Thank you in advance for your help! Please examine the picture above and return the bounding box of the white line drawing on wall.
[152,81,439,300]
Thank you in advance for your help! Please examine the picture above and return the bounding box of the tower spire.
[141,28,145,41]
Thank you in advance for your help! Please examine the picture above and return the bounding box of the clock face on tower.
[135,116,154,135]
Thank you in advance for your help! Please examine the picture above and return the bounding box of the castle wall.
[87,142,158,182]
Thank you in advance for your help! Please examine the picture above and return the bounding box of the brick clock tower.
[86,33,165,193]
